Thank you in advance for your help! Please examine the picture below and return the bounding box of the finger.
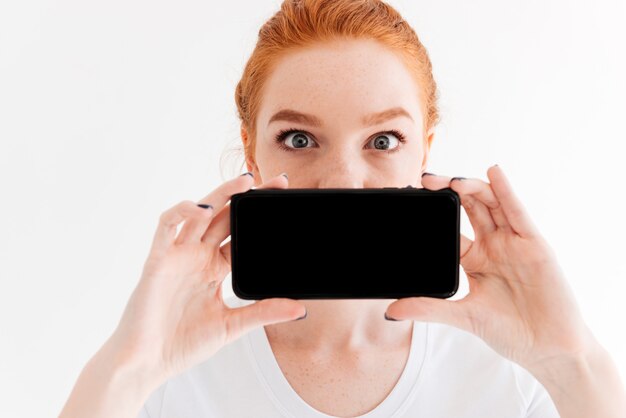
[487,165,540,238]
[180,203,218,243]
[422,173,496,239]
[150,200,211,257]
[449,177,499,208]
[222,298,307,345]
[207,173,289,259]
[420,172,452,190]
[449,175,512,232]
[422,173,500,237]
[424,172,511,233]
[450,181,498,237]
[385,296,476,335]
[460,231,473,260]
[175,173,256,245]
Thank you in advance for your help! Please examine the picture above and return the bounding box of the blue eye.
[274,130,316,151]
[366,131,406,152]
[274,129,406,154]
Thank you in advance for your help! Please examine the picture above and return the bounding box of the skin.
[245,38,431,354]
[243,38,626,418]
[58,38,625,418]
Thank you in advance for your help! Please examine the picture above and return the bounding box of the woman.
[59,1,626,417]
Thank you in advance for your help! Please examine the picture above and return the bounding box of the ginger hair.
[233,0,439,170]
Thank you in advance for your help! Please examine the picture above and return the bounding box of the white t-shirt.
[137,295,560,418]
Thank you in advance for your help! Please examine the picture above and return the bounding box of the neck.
[263,299,414,355]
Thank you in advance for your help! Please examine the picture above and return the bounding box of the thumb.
[386,297,474,334]
[224,298,307,341]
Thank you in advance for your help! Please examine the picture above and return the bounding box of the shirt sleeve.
[510,362,561,418]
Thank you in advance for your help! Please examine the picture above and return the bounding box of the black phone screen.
[230,187,459,300]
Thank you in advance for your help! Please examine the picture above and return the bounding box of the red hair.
[234,0,439,168]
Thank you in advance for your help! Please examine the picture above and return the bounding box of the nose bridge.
[316,143,363,188]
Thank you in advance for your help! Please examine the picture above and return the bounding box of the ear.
[241,125,260,180]
[420,127,435,173]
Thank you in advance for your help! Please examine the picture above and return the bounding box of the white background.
[1,0,625,416]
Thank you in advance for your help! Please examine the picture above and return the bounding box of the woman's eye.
[365,131,405,152]
[278,131,316,150]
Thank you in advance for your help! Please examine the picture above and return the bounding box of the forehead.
[257,38,425,128]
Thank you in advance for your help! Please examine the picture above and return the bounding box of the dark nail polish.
[384,312,398,321]
[241,172,254,178]
[294,310,307,321]
[450,177,466,182]
[197,204,213,209]
[422,172,435,177]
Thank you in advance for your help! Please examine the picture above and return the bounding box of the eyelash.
[274,128,407,154]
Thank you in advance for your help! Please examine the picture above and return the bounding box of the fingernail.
[197,203,213,209]
[281,172,288,180]
[450,176,466,182]
[384,312,398,321]
[241,172,254,178]
[422,172,435,177]
[294,310,307,321]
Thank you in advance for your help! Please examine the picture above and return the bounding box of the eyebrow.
[267,107,414,128]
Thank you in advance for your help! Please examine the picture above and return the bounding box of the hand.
[110,172,307,384]
[385,164,595,372]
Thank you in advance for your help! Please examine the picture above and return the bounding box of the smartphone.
[230,186,460,300]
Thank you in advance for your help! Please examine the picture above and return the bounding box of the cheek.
[384,146,424,178]
[254,138,279,161]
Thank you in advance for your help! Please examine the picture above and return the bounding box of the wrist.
[527,339,626,418]
[59,334,166,418]
[97,330,166,395]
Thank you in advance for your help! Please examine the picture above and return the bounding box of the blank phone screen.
[230,188,459,300]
